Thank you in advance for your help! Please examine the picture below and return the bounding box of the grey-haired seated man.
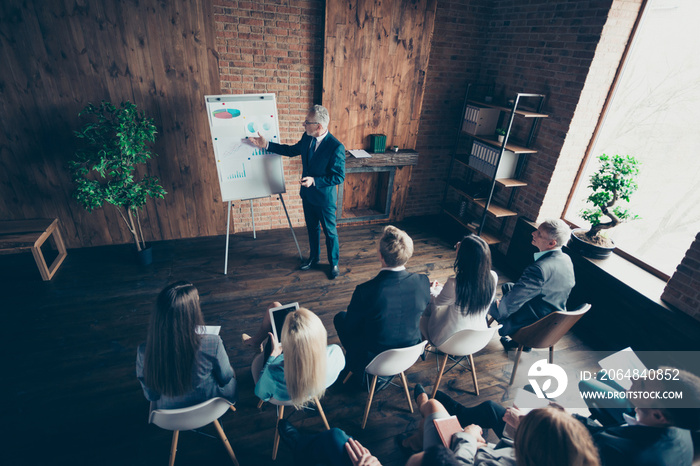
[488,219,575,351]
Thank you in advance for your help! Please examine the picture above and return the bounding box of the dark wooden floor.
[0,218,598,466]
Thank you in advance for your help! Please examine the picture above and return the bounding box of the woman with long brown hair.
[421,234,497,346]
[136,281,237,409]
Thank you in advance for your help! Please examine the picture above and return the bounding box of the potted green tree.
[568,153,640,259]
[69,101,167,265]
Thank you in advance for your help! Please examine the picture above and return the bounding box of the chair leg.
[272,405,285,460]
[431,353,449,398]
[342,371,353,384]
[399,371,413,413]
[230,405,236,412]
[549,346,554,364]
[468,354,479,396]
[509,346,524,385]
[257,399,264,409]
[213,419,240,466]
[487,316,495,326]
[168,431,179,466]
[361,375,378,429]
[313,396,330,430]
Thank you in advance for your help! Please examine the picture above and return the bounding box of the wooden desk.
[0,219,68,280]
[339,150,419,223]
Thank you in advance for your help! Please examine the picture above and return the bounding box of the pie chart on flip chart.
[213,109,241,119]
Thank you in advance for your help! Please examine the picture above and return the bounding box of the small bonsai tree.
[579,153,640,244]
[69,101,167,251]
[495,128,507,136]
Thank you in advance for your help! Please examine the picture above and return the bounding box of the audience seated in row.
[135,222,700,466]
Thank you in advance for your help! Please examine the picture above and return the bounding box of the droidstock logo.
[528,359,568,399]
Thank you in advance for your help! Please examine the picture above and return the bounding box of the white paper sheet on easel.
[196,326,221,335]
[349,149,372,158]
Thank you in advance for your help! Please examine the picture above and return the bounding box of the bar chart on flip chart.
[205,93,286,202]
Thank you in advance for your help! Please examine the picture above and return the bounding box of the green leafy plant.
[495,128,507,136]
[69,101,167,251]
[580,154,640,241]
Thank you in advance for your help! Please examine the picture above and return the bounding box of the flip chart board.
[205,94,286,202]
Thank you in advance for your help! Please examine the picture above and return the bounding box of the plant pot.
[567,229,615,260]
[497,135,505,143]
[136,245,153,266]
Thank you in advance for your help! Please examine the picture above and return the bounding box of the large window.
[565,0,700,277]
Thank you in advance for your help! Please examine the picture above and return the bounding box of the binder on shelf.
[469,141,520,179]
[462,105,499,136]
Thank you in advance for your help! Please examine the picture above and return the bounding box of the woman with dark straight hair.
[420,234,497,346]
[136,281,237,409]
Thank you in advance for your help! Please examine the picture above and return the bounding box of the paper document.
[503,388,550,439]
[598,347,647,390]
[349,149,372,158]
[196,325,221,335]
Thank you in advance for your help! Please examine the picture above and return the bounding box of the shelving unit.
[441,84,547,244]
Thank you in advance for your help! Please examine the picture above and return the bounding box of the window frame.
[561,0,671,282]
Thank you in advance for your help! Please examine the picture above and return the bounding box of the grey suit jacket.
[490,248,575,336]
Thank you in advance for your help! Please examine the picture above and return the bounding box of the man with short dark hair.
[250,104,345,279]
[489,218,575,350]
[334,226,430,378]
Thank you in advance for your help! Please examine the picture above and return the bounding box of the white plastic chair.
[430,325,501,398]
[252,353,334,460]
[148,397,238,466]
[361,340,428,429]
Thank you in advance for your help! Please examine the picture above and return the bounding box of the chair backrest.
[511,303,591,349]
[149,397,233,431]
[365,340,428,377]
[437,325,501,357]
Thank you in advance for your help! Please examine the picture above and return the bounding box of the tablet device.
[269,302,299,343]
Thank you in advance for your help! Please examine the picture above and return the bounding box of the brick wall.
[661,233,700,322]
[213,0,324,232]
[211,0,641,242]
[407,0,642,253]
[406,0,490,216]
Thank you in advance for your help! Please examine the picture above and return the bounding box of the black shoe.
[277,419,301,451]
[329,265,340,279]
[500,336,531,352]
[414,383,427,403]
[300,257,319,270]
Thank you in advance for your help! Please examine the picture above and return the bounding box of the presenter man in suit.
[334,226,431,385]
[489,218,575,350]
[250,105,345,279]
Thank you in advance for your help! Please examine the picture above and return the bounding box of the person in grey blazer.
[489,219,575,350]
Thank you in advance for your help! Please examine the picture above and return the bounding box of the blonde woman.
[248,304,344,407]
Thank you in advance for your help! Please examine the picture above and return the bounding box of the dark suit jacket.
[268,132,345,207]
[490,248,575,336]
[579,417,693,466]
[344,270,431,355]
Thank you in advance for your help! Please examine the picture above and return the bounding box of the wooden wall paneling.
[0,0,220,249]
[323,0,437,151]
[148,3,195,242]
[343,173,380,212]
[177,0,220,239]
[391,166,412,221]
